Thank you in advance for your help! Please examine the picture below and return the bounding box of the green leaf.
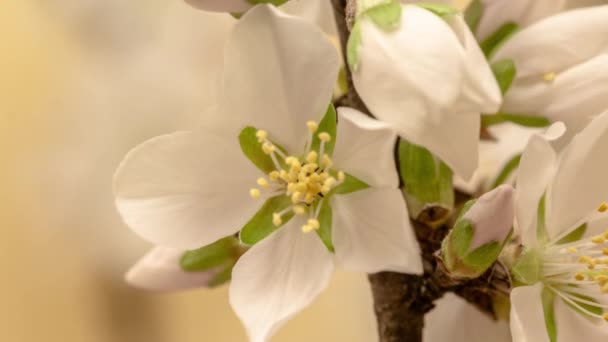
[330,171,369,195]
[347,20,363,71]
[315,200,334,252]
[451,218,474,258]
[310,104,337,156]
[556,224,587,245]
[480,22,519,58]
[491,59,517,95]
[464,0,483,32]
[239,126,276,173]
[240,195,294,245]
[481,113,551,128]
[417,3,459,16]
[512,248,541,285]
[542,287,558,342]
[491,154,521,189]
[398,139,454,220]
[207,261,235,288]
[180,237,238,272]
[366,1,402,30]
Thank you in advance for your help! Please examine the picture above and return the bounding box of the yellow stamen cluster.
[567,227,608,304]
[249,122,345,233]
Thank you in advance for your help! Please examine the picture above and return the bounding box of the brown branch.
[330,1,509,341]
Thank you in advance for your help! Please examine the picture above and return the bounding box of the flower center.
[249,121,344,233]
[541,202,608,322]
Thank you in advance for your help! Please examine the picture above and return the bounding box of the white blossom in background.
[352,3,501,181]
[493,5,608,147]
[510,113,608,341]
[475,0,566,40]
[114,6,422,342]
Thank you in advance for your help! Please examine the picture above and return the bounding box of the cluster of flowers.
[113,0,608,341]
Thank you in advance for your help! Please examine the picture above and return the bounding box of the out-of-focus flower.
[115,6,421,342]
[351,2,501,180]
[493,6,608,147]
[509,113,608,341]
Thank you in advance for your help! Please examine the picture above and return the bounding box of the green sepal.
[330,171,369,195]
[556,224,587,245]
[180,236,239,272]
[481,22,519,58]
[463,241,502,272]
[417,3,459,16]
[347,19,363,71]
[511,248,541,285]
[310,104,337,157]
[239,126,283,173]
[399,139,454,224]
[491,154,521,189]
[366,1,402,30]
[207,260,236,288]
[315,200,335,252]
[491,59,517,95]
[542,287,558,342]
[240,195,294,245]
[481,113,551,128]
[464,0,483,32]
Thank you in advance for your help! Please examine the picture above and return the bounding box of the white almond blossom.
[493,5,608,146]
[352,3,501,180]
[510,112,608,341]
[114,5,421,342]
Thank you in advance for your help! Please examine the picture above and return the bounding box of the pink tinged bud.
[464,184,515,251]
[126,247,218,292]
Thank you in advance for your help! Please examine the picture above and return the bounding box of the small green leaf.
[417,3,459,17]
[315,200,334,252]
[481,113,551,128]
[491,59,517,95]
[491,154,521,189]
[556,224,587,245]
[347,20,363,71]
[331,171,369,195]
[240,195,294,245]
[464,0,483,32]
[451,219,474,258]
[542,287,558,342]
[480,22,519,57]
[366,1,402,30]
[180,237,238,272]
[310,104,337,156]
[207,261,235,288]
[512,248,541,285]
[239,126,275,173]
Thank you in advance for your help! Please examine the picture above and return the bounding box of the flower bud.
[440,185,515,278]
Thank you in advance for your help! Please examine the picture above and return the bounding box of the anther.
[256,130,268,142]
[592,235,606,244]
[302,224,314,233]
[604,313,608,322]
[599,202,608,213]
[542,72,556,82]
[285,156,298,166]
[257,177,269,189]
[250,188,261,199]
[306,151,318,163]
[603,248,608,256]
[306,121,319,133]
[322,154,333,168]
[575,273,585,281]
[262,142,275,154]
[567,247,578,253]
[269,171,280,181]
[601,285,608,294]
[293,205,306,215]
[304,192,315,204]
[307,219,320,230]
[291,192,302,204]
[318,132,332,142]
[272,213,282,226]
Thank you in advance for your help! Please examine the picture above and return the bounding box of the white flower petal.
[424,293,511,342]
[230,220,334,342]
[332,107,398,188]
[354,4,465,123]
[515,124,563,247]
[554,295,608,340]
[445,14,502,114]
[114,130,261,249]
[126,247,216,291]
[510,284,550,342]
[221,5,340,151]
[331,188,422,274]
[493,6,608,79]
[185,0,251,13]
[281,0,338,39]
[503,54,608,146]
[547,111,608,239]
[477,0,566,40]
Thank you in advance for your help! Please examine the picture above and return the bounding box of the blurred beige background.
[0,0,605,341]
